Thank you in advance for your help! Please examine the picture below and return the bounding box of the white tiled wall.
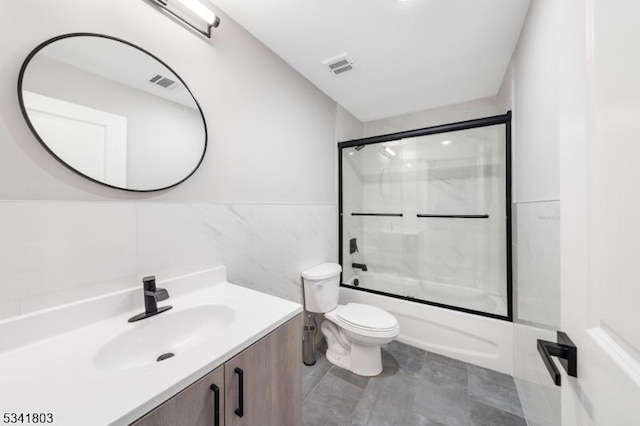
[0,201,336,320]
[515,201,560,327]
[137,202,336,302]
[513,324,561,426]
[0,201,137,317]
[510,199,560,426]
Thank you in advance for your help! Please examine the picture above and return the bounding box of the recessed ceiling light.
[349,152,354,156]
[406,163,412,168]
[441,140,452,145]
[382,146,396,157]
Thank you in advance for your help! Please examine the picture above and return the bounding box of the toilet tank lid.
[302,263,342,280]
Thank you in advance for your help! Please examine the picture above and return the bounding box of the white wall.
[512,1,560,204]
[506,0,561,329]
[0,0,338,319]
[363,97,502,137]
[0,0,336,204]
[335,104,363,142]
[503,1,562,424]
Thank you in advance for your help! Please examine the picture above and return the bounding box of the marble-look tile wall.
[137,202,336,302]
[512,324,561,426]
[514,201,560,328]
[0,201,137,318]
[0,201,336,320]
[510,201,561,426]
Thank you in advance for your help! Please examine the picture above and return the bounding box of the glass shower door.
[412,125,507,317]
[341,138,407,294]
[340,115,511,320]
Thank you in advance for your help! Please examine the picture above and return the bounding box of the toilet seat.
[325,304,399,338]
[338,303,398,331]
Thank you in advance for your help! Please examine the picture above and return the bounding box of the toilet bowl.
[302,263,400,376]
[322,303,399,376]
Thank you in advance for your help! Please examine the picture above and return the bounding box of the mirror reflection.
[19,34,207,191]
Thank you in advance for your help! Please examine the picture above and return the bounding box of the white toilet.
[302,263,400,376]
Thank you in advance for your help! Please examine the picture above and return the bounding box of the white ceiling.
[211,0,530,122]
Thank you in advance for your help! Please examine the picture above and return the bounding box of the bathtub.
[340,272,513,374]
[345,272,507,316]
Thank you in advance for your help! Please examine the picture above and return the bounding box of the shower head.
[354,145,365,151]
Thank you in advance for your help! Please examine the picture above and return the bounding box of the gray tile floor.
[303,340,526,426]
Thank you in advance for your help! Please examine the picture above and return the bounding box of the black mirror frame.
[17,32,208,192]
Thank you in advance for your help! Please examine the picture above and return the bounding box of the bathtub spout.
[352,263,368,272]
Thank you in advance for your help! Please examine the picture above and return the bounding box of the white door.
[560,0,640,425]
[23,91,128,187]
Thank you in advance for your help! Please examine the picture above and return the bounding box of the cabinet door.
[224,314,302,426]
[131,365,225,426]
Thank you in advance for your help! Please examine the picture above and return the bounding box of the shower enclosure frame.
[337,111,513,322]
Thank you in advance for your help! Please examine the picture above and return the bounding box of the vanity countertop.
[0,266,302,425]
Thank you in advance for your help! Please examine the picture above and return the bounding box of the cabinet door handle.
[209,384,220,426]
[234,367,244,417]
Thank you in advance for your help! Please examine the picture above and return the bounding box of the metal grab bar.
[351,213,403,217]
[417,214,489,219]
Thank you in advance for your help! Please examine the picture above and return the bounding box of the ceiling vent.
[322,53,355,76]
[148,74,179,89]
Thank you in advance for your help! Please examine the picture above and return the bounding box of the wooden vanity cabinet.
[131,365,224,426]
[224,313,302,426]
[130,314,302,426]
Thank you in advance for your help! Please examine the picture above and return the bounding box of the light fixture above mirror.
[147,0,221,38]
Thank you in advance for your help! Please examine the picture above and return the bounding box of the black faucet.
[128,276,172,322]
[352,263,368,272]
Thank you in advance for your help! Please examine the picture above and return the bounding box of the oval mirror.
[18,33,207,192]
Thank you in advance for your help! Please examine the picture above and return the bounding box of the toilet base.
[350,343,382,376]
[325,346,351,371]
[321,320,384,377]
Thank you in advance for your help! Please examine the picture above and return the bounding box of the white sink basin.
[94,305,235,371]
[0,266,302,425]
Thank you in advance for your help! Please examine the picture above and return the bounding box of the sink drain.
[157,352,175,362]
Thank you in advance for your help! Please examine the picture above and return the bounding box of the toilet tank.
[301,263,342,313]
